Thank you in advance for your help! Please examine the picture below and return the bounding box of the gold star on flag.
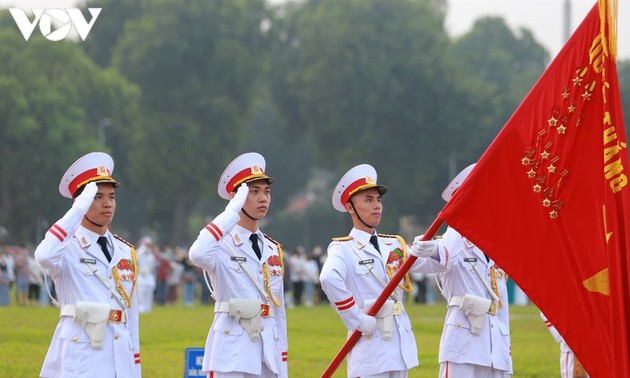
[582,91,591,101]
[527,169,536,178]
[572,76,582,86]
[540,151,550,160]
[557,125,567,134]
[533,184,542,193]
[548,117,558,127]
[521,157,530,165]
[547,164,556,173]
[549,210,558,219]
[568,104,576,113]
[542,198,551,207]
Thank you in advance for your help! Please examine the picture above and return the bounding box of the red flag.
[439,2,630,377]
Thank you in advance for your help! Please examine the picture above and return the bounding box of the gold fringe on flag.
[598,0,618,59]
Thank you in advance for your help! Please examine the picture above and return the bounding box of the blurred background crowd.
[0,237,530,311]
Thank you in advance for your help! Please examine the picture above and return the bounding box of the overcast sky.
[2,0,628,60]
[447,0,629,60]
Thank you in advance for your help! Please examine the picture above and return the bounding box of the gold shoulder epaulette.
[113,234,135,249]
[377,233,401,239]
[332,236,353,242]
[263,233,282,248]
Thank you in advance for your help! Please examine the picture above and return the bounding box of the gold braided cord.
[387,235,413,293]
[278,244,285,276]
[111,248,137,308]
[130,246,138,298]
[598,0,617,59]
[490,267,502,309]
[112,267,131,307]
[263,263,281,307]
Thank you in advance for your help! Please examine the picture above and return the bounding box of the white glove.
[225,183,249,214]
[208,183,249,236]
[73,182,98,213]
[52,182,99,239]
[410,235,438,258]
[357,314,376,336]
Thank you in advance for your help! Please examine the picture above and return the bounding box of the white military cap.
[332,164,387,212]
[59,152,119,199]
[217,152,274,200]
[442,163,476,202]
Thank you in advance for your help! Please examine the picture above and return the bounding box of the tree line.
[1,0,629,249]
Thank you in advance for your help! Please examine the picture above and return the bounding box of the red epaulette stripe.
[282,351,288,361]
[134,353,141,364]
[114,234,135,249]
[49,224,66,242]
[544,320,553,327]
[205,223,222,241]
[209,372,214,378]
[335,296,355,311]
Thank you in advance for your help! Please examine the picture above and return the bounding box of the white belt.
[448,295,496,315]
[214,301,275,318]
[361,301,405,316]
[60,304,127,323]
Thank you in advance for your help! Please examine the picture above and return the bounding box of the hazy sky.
[447,0,629,60]
[2,0,628,60]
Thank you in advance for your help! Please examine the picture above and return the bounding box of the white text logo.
[9,8,102,42]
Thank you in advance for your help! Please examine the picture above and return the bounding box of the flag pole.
[320,216,445,378]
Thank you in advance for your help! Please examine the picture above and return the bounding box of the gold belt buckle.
[393,302,403,316]
[488,302,497,315]
[108,309,123,323]
[260,304,270,317]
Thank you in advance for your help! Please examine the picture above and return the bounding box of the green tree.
[0,19,140,243]
[268,0,493,228]
[111,0,269,244]
[81,0,145,67]
[451,17,549,157]
[617,59,630,141]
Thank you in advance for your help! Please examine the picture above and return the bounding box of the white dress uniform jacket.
[189,223,288,377]
[436,227,512,373]
[319,228,449,377]
[35,225,141,378]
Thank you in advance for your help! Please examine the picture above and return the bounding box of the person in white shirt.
[189,152,288,377]
[34,152,141,377]
[320,164,447,378]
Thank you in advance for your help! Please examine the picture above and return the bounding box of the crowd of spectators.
[1,239,525,310]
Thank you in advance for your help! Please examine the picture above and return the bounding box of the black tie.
[369,235,381,254]
[97,236,112,262]
[249,233,262,260]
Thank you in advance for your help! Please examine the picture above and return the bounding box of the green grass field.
[0,302,559,377]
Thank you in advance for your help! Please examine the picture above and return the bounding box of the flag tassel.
[598,0,617,58]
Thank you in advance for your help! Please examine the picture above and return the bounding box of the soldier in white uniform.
[420,164,512,378]
[541,312,589,378]
[189,152,288,378]
[136,237,157,313]
[319,164,448,378]
[34,152,141,378]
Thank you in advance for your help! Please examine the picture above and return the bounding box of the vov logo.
[9,8,102,42]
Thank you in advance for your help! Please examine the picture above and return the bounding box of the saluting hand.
[225,183,249,214]
[73,182,98,214]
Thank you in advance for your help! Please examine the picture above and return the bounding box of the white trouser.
[209,362,276,378]
[353,371,408,378]
[440,362,511,378]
